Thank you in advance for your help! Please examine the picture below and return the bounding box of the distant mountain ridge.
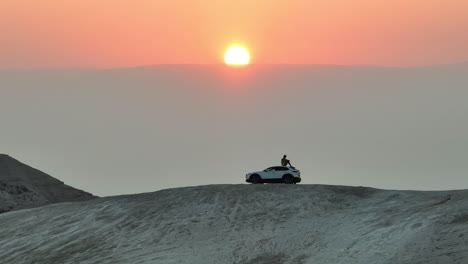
[0,154,96,213]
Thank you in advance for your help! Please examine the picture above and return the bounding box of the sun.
[224,46,250,65]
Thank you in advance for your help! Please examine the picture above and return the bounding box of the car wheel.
[283,175,294,184]
[250,175,262,184]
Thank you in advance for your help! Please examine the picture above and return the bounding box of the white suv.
[245,166,301,184]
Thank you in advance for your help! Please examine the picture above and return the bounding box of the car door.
[272,167,288,179]
[261,167,276,180]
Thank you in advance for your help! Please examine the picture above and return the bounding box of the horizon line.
[1,61,467,71]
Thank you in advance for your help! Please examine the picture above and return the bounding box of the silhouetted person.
[281,155,292,167]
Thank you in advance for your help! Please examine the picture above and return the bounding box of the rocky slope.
[0,154,96,213]
[0,184,467,264]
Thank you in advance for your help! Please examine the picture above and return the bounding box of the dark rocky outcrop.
[0,154,96,213]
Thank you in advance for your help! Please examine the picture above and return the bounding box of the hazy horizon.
[2,61,468,71]
[2,63,468,196]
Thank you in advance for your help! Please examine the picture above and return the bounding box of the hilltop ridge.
[0,184,467,264]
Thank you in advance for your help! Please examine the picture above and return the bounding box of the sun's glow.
[224,46,250,65]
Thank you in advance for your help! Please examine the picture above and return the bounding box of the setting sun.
[224,46,250,65]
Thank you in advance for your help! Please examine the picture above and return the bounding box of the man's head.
[283,155,287,158]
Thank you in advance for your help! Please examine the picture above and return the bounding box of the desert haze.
[1,63,468,196]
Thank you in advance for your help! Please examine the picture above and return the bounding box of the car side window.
[274,167,289,171]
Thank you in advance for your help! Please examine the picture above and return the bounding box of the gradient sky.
[1,0,468,68]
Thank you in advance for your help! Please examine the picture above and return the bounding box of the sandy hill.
[0,184,467,264]
[0,154,96,213]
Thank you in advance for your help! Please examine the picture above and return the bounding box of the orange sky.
[1,0,468,68]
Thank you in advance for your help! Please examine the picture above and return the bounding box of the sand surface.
[0,184,467,264]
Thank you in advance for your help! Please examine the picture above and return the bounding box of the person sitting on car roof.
[281,155,292,167]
